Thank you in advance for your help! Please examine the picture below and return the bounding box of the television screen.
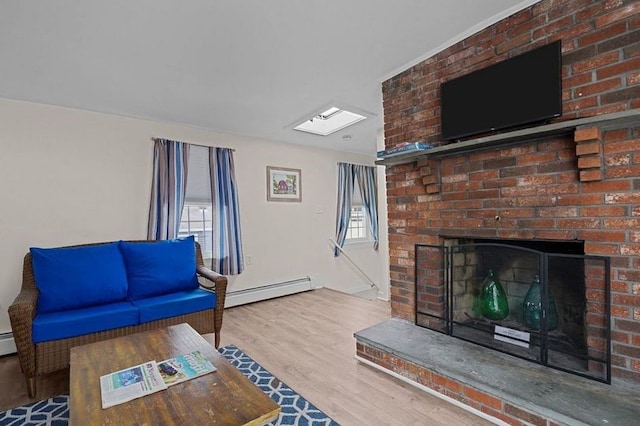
[440,40,562,141]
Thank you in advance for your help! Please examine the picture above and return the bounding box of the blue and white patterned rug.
[0,345,339,426]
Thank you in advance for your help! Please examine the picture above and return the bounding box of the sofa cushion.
[30,243,129,314]
[32,301,139,343]
[131,288,216,323]
[119,237,200,300]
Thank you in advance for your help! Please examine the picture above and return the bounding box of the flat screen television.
[440,40,562,141]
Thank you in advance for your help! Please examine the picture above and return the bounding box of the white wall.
[0,97,389,333]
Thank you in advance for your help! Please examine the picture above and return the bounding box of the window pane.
[179,204,213,260]
[346,206,369,241]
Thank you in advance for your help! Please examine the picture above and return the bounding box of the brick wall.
[382,0,640,386]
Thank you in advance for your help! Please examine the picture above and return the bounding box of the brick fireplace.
[356,0,640,424]
[415,238,612,383]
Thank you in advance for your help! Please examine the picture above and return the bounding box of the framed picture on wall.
[266,166,302,202]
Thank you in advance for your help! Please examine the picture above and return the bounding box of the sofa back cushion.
[31,242,129,314]
[119,236,199,300]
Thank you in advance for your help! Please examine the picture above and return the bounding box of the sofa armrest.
[8,287,38,378]
[196,265,227,348]
[197,265,227,308]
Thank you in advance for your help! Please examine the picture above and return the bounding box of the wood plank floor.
[0,288,494,425]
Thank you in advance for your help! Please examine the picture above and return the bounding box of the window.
[345,178,371,242]
[178,204,213,259]
[346,205,370,242]
[178,146,213,260]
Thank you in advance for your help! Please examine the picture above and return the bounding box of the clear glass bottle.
[480,269,509,320]
[523,274,558,330]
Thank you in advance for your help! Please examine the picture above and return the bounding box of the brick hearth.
[355,318,640,425]
[362,0,640,424]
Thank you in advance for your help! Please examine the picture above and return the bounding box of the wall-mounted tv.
[440,40,562,141]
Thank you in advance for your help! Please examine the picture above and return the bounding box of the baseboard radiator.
[225,277,315,308]
[0,332,16,356]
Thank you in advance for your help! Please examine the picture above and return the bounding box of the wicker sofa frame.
[8,240,227,398]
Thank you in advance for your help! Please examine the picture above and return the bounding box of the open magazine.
[100,351,217,409]
[157,350,216,386]
[100,361,167,409]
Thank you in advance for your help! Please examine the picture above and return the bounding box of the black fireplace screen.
[415,241,611,383]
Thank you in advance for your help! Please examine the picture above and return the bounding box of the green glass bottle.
[480,269,509,320]
[523,274,558,330]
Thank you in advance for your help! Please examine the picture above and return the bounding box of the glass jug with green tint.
[480,269,509,320]
[523,274,558,330]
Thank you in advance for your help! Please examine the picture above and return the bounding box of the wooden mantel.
[376,109,640,166]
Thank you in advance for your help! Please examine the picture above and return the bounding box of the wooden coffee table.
[69,323,280,425]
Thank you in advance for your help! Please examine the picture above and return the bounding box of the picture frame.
[266,166,302,202]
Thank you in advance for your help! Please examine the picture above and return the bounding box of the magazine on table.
[100,360,167,409]
[157,350,217,386]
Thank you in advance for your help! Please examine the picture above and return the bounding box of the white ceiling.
[0,1,537,155]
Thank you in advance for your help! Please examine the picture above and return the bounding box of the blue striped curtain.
[147,139,189,240]
[355,164,379,250]
[334,162,355,257]
[208,147,244,275]
[334,162,379,256]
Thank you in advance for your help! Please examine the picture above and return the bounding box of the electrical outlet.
[246,255,253,265]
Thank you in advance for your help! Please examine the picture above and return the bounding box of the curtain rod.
[151,137,235,151]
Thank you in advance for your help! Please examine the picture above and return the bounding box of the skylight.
[294,107,366,136]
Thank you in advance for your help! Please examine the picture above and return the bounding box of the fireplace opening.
[415,238,611,383]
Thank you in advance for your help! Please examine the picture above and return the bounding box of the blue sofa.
[8,236,227,398]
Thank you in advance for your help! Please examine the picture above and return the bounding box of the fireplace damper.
[415,239,611,383]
